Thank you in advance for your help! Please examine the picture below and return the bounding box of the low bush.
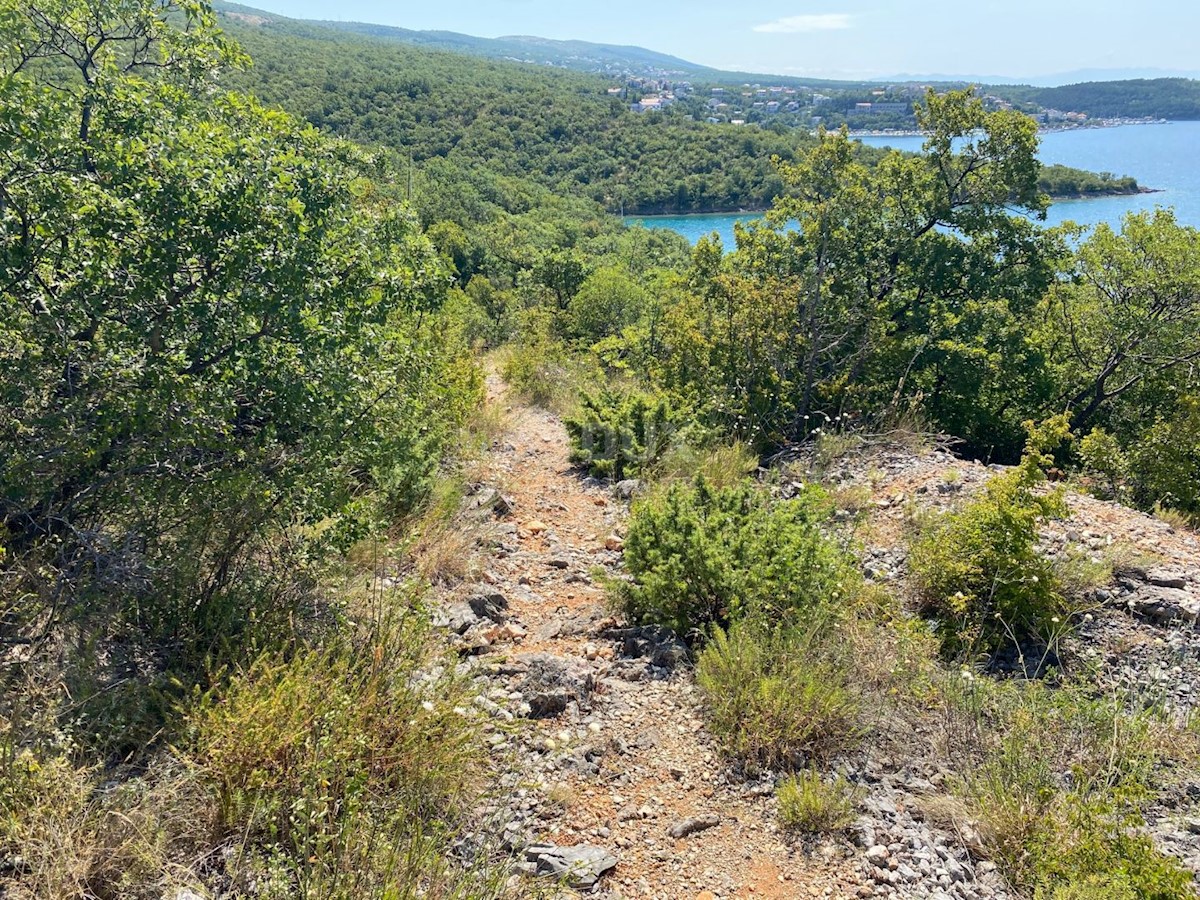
[618,478,854,638]
[909,418,1070,655]
[500,339,571,410]
[565,386,682,479]
[776,770,861,833]
[0,752,187,900]
[500,309,599,414]
[1078,399,1200,527]
[696,622,862,768]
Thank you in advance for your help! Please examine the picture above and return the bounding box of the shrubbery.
[565,386,681,479]
[697,622,862,768]
[191,615,498,898]
[909,419,1070,655]
[618,478,854,638]
[944,675,1193,900]
[566,266,649,344]
[1079,399,1200,526]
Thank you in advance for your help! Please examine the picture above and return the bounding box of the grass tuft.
[776,770,861,833]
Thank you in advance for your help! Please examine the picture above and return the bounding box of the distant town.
[615,77,1167,133]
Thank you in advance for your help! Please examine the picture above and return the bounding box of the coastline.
[623,184,1155,220]
[848,118,1171,139]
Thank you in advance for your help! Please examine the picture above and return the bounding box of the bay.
[628,121,1200,245]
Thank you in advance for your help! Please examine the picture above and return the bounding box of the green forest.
[213,8,1144,216]
[3,1,1200,899]
[1001,77,1200,120]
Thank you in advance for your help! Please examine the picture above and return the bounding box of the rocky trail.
[429,380,1200,898]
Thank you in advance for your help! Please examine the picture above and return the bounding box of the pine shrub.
[618,478,854,638]
[564,386,681,479]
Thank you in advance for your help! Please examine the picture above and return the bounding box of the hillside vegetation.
[1003,77,1200,120]
[215,6,1144,216]
[2,1,1200,899]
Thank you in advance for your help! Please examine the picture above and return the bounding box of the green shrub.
[1078,427,1130,503]
[0,0,484,752]
[909,418,1070,655]
[566,266,649,344]
[564,386,681,479]
[1125,396,1200,523]
[697,622,862,768]
[618,478,854,638]
[776,770,861,832]
[1079,401,1200,527]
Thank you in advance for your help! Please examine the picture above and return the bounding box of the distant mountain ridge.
[217,3,718,79]
[886,68,1200,88]
[215,2,878,88]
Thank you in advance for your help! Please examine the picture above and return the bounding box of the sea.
[627,121,1200,245]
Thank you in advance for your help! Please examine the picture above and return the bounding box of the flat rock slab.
[525,844,616,889]
[1146,569,1190,590]
[1127,586,1200,625]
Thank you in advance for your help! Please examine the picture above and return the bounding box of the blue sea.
[627,121,1200,245]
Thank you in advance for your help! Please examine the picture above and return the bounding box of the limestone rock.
[524,843,616,889]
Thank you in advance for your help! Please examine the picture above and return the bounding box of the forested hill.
[215,5,1143,217]
[1002,78,1200,120]
[217,1,717,78]
[215,7,813,216]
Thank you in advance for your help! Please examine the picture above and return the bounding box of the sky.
[240,1,1200,82]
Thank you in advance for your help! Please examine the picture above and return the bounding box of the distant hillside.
[215,2,882,89]
[210,3,1149,218]
[216,2,717,79]
[998,78,1200,120]
[317,21,715,79]
[212,4,819,217]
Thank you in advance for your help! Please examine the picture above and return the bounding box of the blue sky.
[242,1,1200,81]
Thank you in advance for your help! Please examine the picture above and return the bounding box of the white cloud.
[752,13,854,33]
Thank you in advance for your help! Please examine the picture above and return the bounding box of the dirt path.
[449,376,861,899]
[438,380,1200,898]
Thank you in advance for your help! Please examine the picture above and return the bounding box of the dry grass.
[1152,503,1197,532]
[651,441,759,491]
[0,754,214,900]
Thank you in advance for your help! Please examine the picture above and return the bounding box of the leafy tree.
[652,90,1061,457]
[0,0,462,652]
[1043,209,1200,429]
[567,265,647,343]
